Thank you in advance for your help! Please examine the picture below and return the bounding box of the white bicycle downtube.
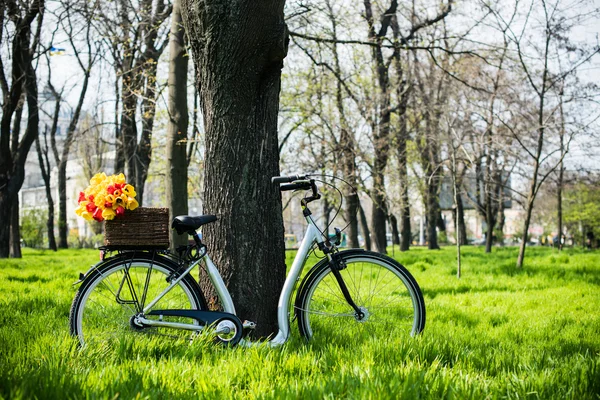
[269,222,320,346]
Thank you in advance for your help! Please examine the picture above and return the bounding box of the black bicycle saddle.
[171,215,217,235]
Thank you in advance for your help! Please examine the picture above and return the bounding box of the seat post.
[191,232,203,247]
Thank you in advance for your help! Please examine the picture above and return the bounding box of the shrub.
[20,208,47,248]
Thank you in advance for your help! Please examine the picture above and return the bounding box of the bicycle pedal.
[242,320,256,338]
[242,320,256,330]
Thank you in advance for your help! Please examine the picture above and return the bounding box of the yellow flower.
[127,197,139,210]
[90,172,107,186]
[114,173,126,184]
[102,208,116,220]
[81,211,93,221]
[94,194,106,209]
[75,204,86,216]
[122,184,136,197]
[114,194,126,206]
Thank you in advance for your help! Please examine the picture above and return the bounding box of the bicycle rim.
[297,253,425,342]
[72,260,202,347]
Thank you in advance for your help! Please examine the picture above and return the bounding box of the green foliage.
[438,231,449,244]
[20,208,47,248]
[0,247,599,399]
[564,183,600,242]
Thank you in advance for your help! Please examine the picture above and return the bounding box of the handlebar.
[279,182,311,192]
[271,175,306,184]
[272,174,321,207]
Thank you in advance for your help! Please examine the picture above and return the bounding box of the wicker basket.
[104,207,170,249]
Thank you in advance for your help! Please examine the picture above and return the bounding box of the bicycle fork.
[327,253,366,320]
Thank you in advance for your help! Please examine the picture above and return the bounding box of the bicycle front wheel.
[69,253,206,347]
[295,250,425,342]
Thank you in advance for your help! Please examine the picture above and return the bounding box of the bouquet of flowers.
[75,173,139,222]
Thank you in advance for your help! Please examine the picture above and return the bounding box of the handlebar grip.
[271,175,304,184]
[279,183,310,192]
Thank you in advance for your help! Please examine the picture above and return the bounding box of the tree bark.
[358,201,372,251]
[344,190,360,248]
[182,0,288,337]
[557,90,565,250]
[426,181,440,249]
[36,129,57,251]
[166,0,189,251]
[0,0,44,258]
[8,92,24,257]
[455,192,467,245]
[9,201,21,257]
[390,214,400,245]
[397,84,411,251]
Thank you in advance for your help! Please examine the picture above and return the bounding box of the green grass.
[1,246,599,399]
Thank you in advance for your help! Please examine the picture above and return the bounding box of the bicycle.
[69,175,426,347]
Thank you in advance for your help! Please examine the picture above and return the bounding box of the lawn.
[0,246,598,399]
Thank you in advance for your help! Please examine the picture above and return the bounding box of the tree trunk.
[426,180,440,249]
[120,83,138,184]
[57,160,69,248]
[166,0,189,251]
[517,196,535,268]
[358,201,371,251]
[484,200,495,253]
[8,92,25,258]
[397,98,411,251]
[36,132,57,251]
[363,0,394,255]
[135,62,160,206]
[114,70,124,175]
[497,198,505,247]
[0,1,44,257]
[557,93,565,250]
[344,191,360,248]
[327,6,359,250]
[390,214,400,245]
[57,67,90,248]
[9,201,21,257]
[456,193,467,245]
[371,181,388,254]
[400,201,411,251]
[182,0,288,337]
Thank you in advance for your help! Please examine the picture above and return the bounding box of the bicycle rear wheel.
[295,250,425,342]
[69,253,206,347]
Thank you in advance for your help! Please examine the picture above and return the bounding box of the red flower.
[78,192,86,203]
[93,208,104,222]
[106,185,116,195]
[86,202,97,213]
[115,206,125,217]
[88,195,94,202]
[104,202,113,209]
[115,183,124,190]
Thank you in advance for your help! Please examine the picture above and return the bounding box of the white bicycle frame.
[136,216,322,346]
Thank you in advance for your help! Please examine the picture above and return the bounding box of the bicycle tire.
[295,250,425,341]
[69,253,207,347]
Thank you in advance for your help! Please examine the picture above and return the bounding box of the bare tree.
[51,1,100,247]
[94,0,172,204]
[35,125,57,251]
[488,0,599,268]
[165,0,189,251]
[0,0,45,258]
